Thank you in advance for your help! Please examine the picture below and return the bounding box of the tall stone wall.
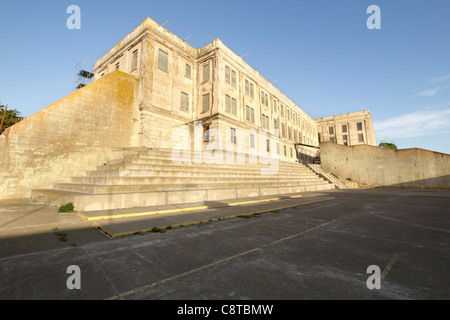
[320,142,450,188]
[0,71,140,199]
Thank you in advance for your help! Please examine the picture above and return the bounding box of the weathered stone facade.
[315,110,376,147]
[93,17,319,162]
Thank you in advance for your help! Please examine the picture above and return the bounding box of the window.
[357,122,363,131]
[131,50,138,71]
[358,133,364,143]
[329,127,334,135]
[284,145,287,156]
[261,114,269,130]
[261,91,268,107]
[290,147,293,157]
[250,83,254,98]
[267,139,270,152]
[115,62,120,70]
[202,93,210,113]
[342,124,347,133]
[287,109,290,121]
[288,126,292,141]
[245,106,255,123]
[250,134,255,148]
[281,123,286,138]
[203,63,210,82]
[230,128,236,144]
[343,134,348,141]
[273,100,278,113]
[158,49,168,72]
[225,66,231,83]
[224,95,237,115]
[180,92,189,111]
[280,105,284,118]
[185,64,191,79]
[231,70,236,87]
[225,94,231,113]
[245,80,250,95]
[274,119,279,130]
[203,125,210,142]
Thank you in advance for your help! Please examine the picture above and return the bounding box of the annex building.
[316,110,376,147]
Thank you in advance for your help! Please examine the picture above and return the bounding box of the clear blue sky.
[1,0,449,154]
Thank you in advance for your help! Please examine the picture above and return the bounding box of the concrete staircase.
[32,148,334,211]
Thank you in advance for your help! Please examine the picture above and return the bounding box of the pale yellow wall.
[320,142,450,188]
[0,71,140,198]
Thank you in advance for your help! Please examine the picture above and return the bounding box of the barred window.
[225,94,231,113]
[231,70,236,87]
[180,92,189,112]
[203,63,210,82]
[185,64,191,79]
[225,66,231,83]
[358,133,364,143]
[231,97,237,115]
[131,50,138,71]
[230,128,236,144]
[357,122,363,131]
[202,93,210,113]
[158,49,168,72]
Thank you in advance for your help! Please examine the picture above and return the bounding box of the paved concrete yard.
[0,188,449,300]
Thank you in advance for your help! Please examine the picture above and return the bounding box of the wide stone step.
[54,179,331,194]
[95,161,311,174]
[32,183,335,211]
[69,175,325,185]
[86,166,319,178]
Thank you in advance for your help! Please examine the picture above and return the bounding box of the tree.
[0,104,24,134]
[379,141,398,150]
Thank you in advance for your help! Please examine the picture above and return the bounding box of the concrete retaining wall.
[320,142,450,188]
[0,71,140,199]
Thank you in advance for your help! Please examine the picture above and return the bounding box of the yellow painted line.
[106,218,338,299]
[78,195,304,221]
[381,254,399,280]
[95,197,335,238]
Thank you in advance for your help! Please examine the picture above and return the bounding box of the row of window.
[224,64,310,131]
[101,49,139,77]
[203,126,297,158]
[158,49,193,80]
[329,123,363,135]
[328,134,365,145]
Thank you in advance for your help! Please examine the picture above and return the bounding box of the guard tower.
[74,62,94,91]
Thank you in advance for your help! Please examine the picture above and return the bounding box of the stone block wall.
[0,71,140,198]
